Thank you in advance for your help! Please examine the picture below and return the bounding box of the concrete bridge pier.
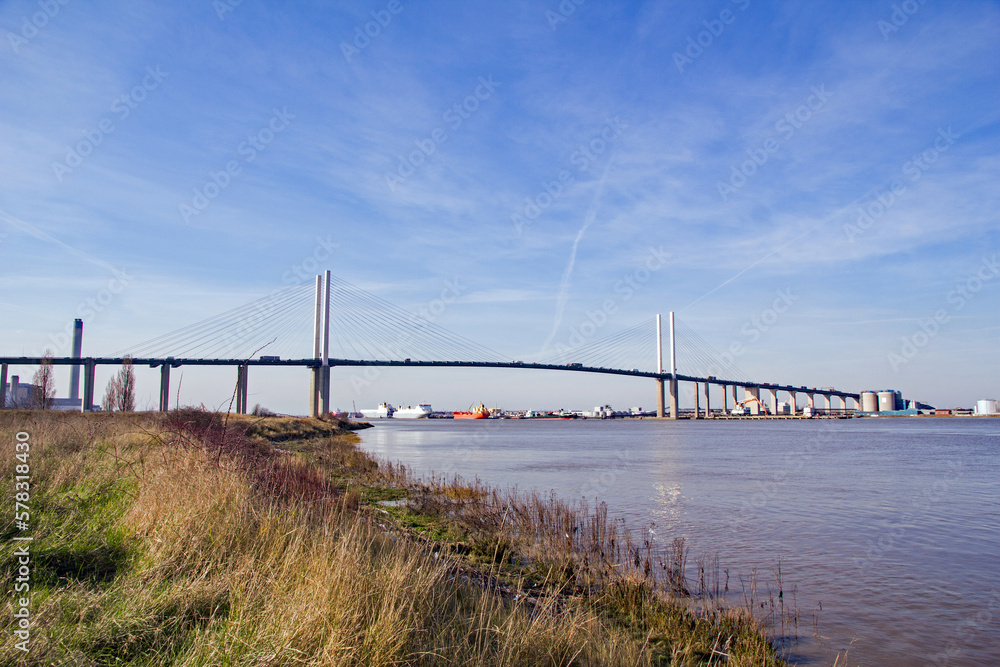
[789,391,797,416]
[704,381,711,418]
[235,364,249,414]
[159,362,171,412]
[0,363,7,409]
[769,388,778,415]
[722,384,729,413]
[309,365,330,418]
[320,366,330,415]
[309,367,321,418]
[693,382,700,419]
[656,379,665,418]
[81,359,96,412]
[731,385,737,411]
[669,378,678,419]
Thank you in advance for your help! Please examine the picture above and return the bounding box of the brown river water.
[359,417,999,666]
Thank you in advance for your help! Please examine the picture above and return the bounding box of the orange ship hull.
[454,403,490,419]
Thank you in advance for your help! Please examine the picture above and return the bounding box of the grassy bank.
[1,409,785,666]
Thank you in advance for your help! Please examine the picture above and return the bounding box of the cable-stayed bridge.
[0,273,859,417]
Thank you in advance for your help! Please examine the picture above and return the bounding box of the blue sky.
[1,0,997,414]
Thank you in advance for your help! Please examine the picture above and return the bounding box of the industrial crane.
[730,395,769,416]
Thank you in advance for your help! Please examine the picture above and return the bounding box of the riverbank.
[1,409,783,665]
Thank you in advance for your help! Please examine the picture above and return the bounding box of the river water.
[358,417,999,666]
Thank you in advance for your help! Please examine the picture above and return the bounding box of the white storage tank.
[877,390,898,412]
[975,399,999,415]
[861,391,879,413]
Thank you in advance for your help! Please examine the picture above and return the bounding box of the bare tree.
[102,356,136,412]
[101,377,118,412]
[116,356,136,412]
[32,351,55,410]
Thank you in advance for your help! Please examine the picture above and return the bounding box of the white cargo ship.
[359,403,394,419]
[392,404,433,419]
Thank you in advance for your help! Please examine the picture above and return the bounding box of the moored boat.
[519,409,577,420]
[359,402,394,419]
[454,403,490,419]
[393,404,433,419]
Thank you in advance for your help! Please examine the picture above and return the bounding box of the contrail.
[0,208,127,278]
[538,160,613,356]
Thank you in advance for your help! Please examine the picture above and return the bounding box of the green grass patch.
[360,485,408,503]
[378,504,469,544]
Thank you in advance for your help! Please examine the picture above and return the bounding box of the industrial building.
[857,389,919,416]
[2,375,40,408]
[0,319,86,411]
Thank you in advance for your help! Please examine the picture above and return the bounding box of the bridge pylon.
[309,272,332,418]
[655,312,678,419]
[656,314,665,418]
[668,311,678,419]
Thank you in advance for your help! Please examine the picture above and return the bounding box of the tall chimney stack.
[69,318,83,400]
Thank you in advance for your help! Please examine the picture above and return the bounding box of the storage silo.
[877,390,897,412]
[975,399,999,415]
[861,391,879,413]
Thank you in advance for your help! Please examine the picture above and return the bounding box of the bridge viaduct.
[0,272,860,417]
[0,357,858,418]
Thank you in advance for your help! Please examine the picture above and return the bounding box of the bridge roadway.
[0,355,860,415]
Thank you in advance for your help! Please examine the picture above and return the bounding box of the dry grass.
[0,409,785,666]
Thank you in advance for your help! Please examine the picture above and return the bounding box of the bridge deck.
[0,356,860,399]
